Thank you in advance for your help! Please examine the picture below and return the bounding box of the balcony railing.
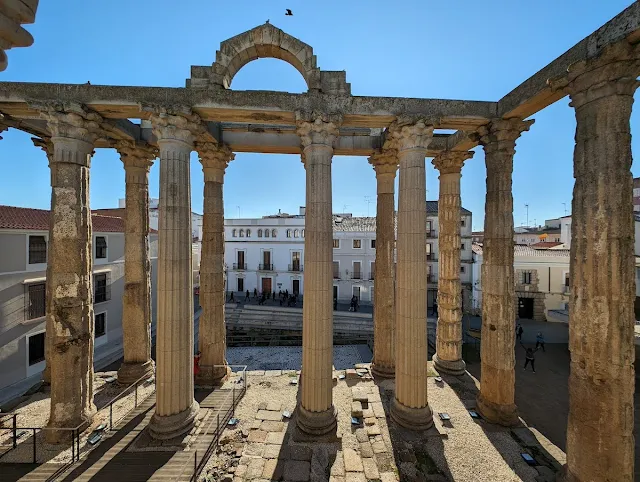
[259,264,274,271]
[427,274,437,283]
[288,264,303,272]
[333,272,340,279]
[233,263,247,270]
[427,230,437,238]
[563,285,570,294]
[427,254,438,261]
[368,273,375,281]
[351,273,362,280]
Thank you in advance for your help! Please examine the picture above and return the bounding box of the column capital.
[471,118,534,162]
[196,142,235,182]
[368,149,398,177]
[38,102,103,146]
[432,150,473,174]
[550,41,640,109]
[115,141,157,171]
[0,122,8,140]
[149,107,203,146]
[32,137,54,164]
[386,117,434,153]
[295,111,342,150]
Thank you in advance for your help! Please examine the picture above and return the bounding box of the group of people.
[516,323,546,373]
[226,288,300,307]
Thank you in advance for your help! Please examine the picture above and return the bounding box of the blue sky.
[1,0,638,231]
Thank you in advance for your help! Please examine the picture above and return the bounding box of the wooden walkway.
[1,388,241,482]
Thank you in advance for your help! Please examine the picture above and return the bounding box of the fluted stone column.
[41,106,102,443]
[295,112,340,435]
[560,42,639,482]
[432,151,473,376]
[368,150,398,379]
[116,141,157,384]
[388,118,434,430]
[475,118,533,427]
[195,142,234,385]
[148,110,201,440]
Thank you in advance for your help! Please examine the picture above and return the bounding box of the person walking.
[245,290,250,302]
[520,342,539,373]
[194,351,202,378]
[253,288,257,299]
[536,331,546,352]
[229,291,235,302]
[272,291,276,301]
[516,323,523,341]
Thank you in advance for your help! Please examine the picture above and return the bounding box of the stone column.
[148,110,201,440]
[475,118,533,426]
[115,141,157,384]
[432,151,473,376]
[40,106,102,443]
[388,118,434,430]
[368,150,398,379]
[295,112,340,435]
[195,142,234,385]
[560,42,639,482]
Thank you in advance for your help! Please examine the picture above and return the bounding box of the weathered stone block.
[351,401,363,418]
[344,448,364,472]
[362,457,380,480]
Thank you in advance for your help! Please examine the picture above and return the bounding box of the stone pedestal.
[195,142,234,385]
[368,150,397,379]
[387,119,434,430]
[116,142,157,384]
[295,113,340,435]
[432,151,473,376]
[41,107,101,443]
[148,111,201,440]
[560,42,639,482]
[474,118,533,427]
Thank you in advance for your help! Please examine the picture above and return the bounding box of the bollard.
[12,414,17,448]
[71,429,75,461]
[194,449,197,476]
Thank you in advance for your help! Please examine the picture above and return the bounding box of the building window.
[523,271,532,284]
[95,312,106,338]
[333,261,340,279]
[232,229,237,237]
[258,229,263,237]
[94,273,110,304]
[302,229,305,237]
[371,239,376,249]
[27,332,45,366]
[460,266,465,274]
[264,229,270,238]
[239,229,245,237]
[237,277,244,292]
[246,229,251,237]
[271,229,277,237]
[461,218,466,227]
[353,239,362,249]
[294,229,299,238]
[286,229,292,238]
[25,282,46,320]
[95,236,107,259]
[28,236,47,264]
[333,239,340,249]
[461,243,465,250]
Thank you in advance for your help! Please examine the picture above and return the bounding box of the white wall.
[560,216,572,247]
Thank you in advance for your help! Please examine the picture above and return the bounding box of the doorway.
[237,277,244,293]
[333,285,338,301]
[292,279,300,295]
[261,277,272,294]
[518,297,534,319]
[353,286,360,299]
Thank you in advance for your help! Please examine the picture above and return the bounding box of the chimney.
[278,209,281,214]
[299,206,306,216]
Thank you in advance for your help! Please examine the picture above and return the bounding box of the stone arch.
[210,23,321,91]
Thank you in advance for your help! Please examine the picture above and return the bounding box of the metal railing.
[333,273,340,279]
[427,254,438,261]
[288,264,303,272]
[427,230,437,238]
[181,365,247,482]
[427,274,437,283]
[563,285,570,294]
[101,374,156,431]
[259,264,274,271]
[368,273,375,281]
[350,273,362,280]
[232,263,247,270]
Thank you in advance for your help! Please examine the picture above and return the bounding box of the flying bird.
[285,9,293,16]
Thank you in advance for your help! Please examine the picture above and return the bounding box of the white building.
[0,206,158,404]
[118,197,203,241]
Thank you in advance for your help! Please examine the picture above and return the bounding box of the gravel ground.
[226,345,368,370]
[200,369,557,482]
[0,371,155,464]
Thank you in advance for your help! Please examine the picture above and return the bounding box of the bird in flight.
[285,9,293,16]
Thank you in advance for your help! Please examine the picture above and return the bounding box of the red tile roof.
[530,241,564,249]
[0,205,156,233]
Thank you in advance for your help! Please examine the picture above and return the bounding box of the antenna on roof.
[364,196,373,217]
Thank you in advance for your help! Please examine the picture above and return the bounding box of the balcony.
[333,272,340,280]
[427,230,437,238]
[232,263,247,270]
[427,254,438,261]
[259,263,274,271]
[427,274,437,283]
[288,264,303,272]
[563,285,570,294]
[368,273,375,281]
[351,272,362,280]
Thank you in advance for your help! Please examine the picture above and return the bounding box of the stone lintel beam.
[195,141,234,385]
[497,2,640,119]
[432,150,473,376]
[296,111,339,436]
[0,82,496,129]
[42,106,102,444]
[115,140,157,384]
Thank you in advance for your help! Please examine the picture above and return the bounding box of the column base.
[476,393,519,427]
[45,409,95,444]
[390,397,433,431]
[371,361,395,379]
[117,360,155,385]
[433,354,466,376]
[195,364,231,386]
[149,400,200,441]
[295,404,337,436]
